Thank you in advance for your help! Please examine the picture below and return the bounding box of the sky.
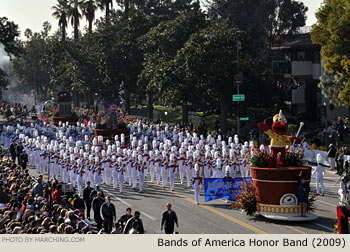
[1,0,324,40]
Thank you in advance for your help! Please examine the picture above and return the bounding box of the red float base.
[251,166,316,221]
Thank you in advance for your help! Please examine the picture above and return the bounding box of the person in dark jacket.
[89,185,104,200]
[20,152,28,170]
[160,203,179,234]
[9,140,17,162]
[123,211,144,234]
[117,207,132,230]
[0,186,10,206]
[16,141,24,165]
[83,181,93,220]
[72,194,85,213]
[92,191,105,232]
[327,144,337,170]
[100,196,116,234]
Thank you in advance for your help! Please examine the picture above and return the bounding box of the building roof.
[272,33,320,50]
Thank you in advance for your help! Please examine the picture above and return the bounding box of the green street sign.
[240,117,249,121]
[233,94,245,101]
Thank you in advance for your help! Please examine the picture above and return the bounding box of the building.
[271,32,349,123]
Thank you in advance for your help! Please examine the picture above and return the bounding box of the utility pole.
[236,41,242,136]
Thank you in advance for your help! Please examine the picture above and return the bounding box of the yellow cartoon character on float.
[258,110,299,167]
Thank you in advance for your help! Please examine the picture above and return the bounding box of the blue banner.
[204,177,252,202]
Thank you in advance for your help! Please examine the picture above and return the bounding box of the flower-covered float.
[243,110,318,221]
[51,91,78,126]
[94,99,130,141]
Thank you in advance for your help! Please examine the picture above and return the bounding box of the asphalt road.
[25,163,341,234]
[0,115,341,234]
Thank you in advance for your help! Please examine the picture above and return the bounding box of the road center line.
[141,211,157,221]
[115,196,132,207]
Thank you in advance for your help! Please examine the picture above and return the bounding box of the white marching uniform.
[312,165,325,195]
[313,154,326,195]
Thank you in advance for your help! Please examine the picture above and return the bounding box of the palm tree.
[97,0,114,24]
[81,0,97,34]
[52,0,69,41]
[68,0,83,40]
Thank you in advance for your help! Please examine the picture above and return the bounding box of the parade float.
[51,91,78,126]
[239,110,318,221]
[94,99,130,140]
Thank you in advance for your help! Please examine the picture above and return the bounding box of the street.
[26,163,340,234]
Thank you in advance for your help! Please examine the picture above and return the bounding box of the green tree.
[12,23,53,98]
[318,72,345,106]
[97,0,114,24]
[173,20,249,133]
[0,69,8,88]
[82,0,98,34]
[311,0,350,105]
[68,0,83,40]
[207,0,308,52]
[269,0,308,44]
[52,0,69,41]
[139,11,208,124]
[0,16,20,56]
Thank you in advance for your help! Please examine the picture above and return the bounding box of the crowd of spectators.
[327,117,350,142]
[0,154,148,234]
[0,102,31,121]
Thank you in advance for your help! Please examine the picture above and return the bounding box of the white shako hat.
[225,165,230,173]
[89,155,94,161]
[101,150,106,157]
[234,135,239,144]
[94,156,99,163]
[138,155,142,162]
